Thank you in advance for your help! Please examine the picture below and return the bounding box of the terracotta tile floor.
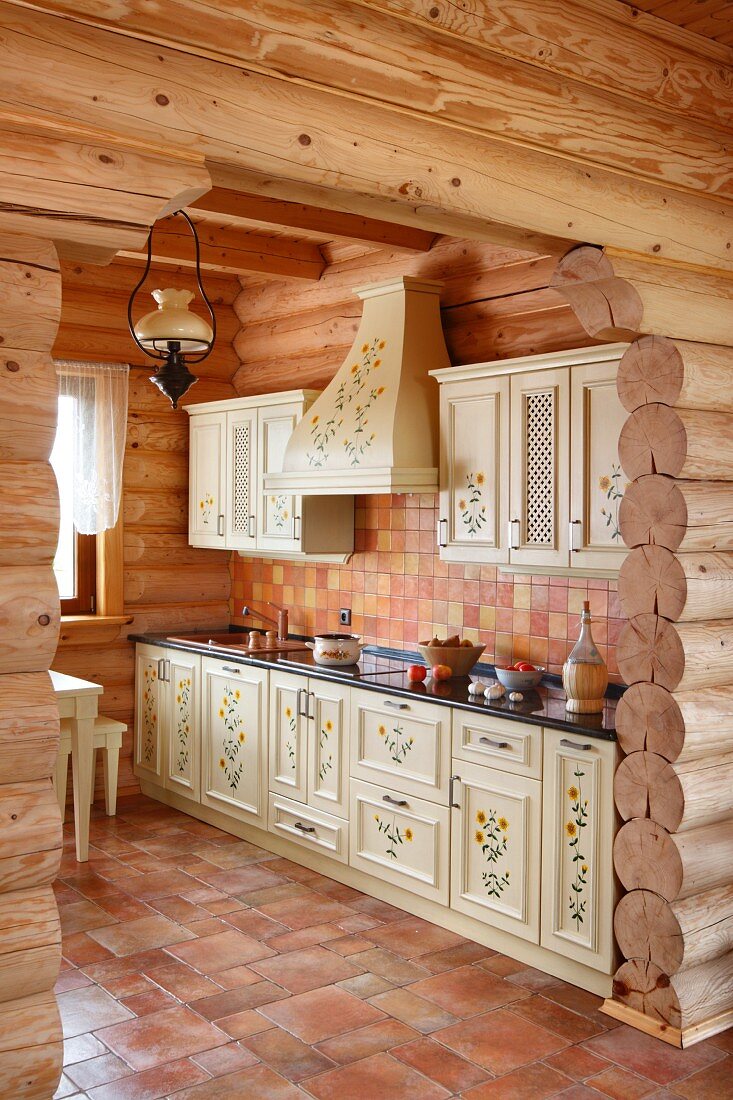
[54,795,733,1099]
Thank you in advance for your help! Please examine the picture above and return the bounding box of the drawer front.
[350,689,450,804]
[269,793,348,865]
[349,778,450,905]
[452,710,540,779]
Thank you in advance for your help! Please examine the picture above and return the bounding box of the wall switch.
[339,608,352,626]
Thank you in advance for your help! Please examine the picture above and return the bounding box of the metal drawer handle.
[221,665,241,674]
[384,700,409,711]
[560,738,593,751]
[450,774,461,809]
[382,794,408,807]
[293,821,316,834]
[480,736,510,749]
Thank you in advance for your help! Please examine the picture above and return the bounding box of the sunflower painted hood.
[263,276,450,496]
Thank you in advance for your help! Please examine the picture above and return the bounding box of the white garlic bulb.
[468,681,486,696]
[509,691,524,703]
[486,683,505,700]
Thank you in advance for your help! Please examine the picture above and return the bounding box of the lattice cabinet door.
[509,367,570,568]
[437,375,510,564]
[225,408,258,552]
[569,359,628,573]
[257,400,303,554]
[189,412,226,548]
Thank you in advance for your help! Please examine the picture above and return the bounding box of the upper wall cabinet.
[187,392,354,562]
[432,344,629,577]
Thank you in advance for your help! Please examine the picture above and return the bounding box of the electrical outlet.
[339,608,352,626]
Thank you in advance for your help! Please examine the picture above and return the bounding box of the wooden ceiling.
[619,1,733,44]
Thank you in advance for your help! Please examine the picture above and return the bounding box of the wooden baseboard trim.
[601,1000,682,1047]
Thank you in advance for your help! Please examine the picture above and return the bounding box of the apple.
[516,661,536,672]
[431,663,452,681]
[407,664,427,683]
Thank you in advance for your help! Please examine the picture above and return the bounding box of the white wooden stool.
[54,715,126,821]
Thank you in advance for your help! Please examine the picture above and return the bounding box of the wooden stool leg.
[103,745,119,816]
[54,752,69,824]
[90,747,97,806]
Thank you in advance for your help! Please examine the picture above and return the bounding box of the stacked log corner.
[0,235,63,1096]
[610,334,733,1046]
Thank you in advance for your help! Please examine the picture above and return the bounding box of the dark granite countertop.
[130,629,618,740]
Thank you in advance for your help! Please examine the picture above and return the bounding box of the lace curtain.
[54,360,130,535]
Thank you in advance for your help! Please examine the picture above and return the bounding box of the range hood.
[264,276,450,496]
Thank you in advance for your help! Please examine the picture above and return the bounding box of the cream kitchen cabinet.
[540,728,619,974]
[432,344,629,576]
[451,759,541,943]
[134,643,201,803]
[269,669,350,819]
[187,392,353,560]
[200,655,268,829]
[134,643,167,785]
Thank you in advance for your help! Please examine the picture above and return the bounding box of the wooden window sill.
[57,615,133,647]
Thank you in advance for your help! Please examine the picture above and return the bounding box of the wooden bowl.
[417,643,486,678]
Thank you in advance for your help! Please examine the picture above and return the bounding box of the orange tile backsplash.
[230,494,624,681]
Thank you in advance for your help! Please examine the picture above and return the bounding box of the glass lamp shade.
[134,288,213,353]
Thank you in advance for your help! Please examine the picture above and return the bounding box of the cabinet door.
[225,407,258,552]
[350,778,450,905]
[541,729,618,973]
[189,412,226,548]
[269,670,308,804]
[164,649,200,803]
[570,359,628,572]
[451,759,541,943]
[438,376,509,564]
[257,401,303,554]
[134,644,166,784]
[200,657,268,828]
[308,678,350,818]
[350,689,450,805]
[509,368,569,568]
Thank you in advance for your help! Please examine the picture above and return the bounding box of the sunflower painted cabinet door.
[451,760,541,943]
[257,401,302,554]
[436,373,510,564]
[269,670,308,804]
[308,678,350,819]
[164,650,200,803]
[134,644,166,784]
[540,729,619,973]
[189,412,226,548]
[201,657,268,828]
[569,357,629,572]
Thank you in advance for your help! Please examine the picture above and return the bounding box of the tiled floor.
[54,796,733,1099]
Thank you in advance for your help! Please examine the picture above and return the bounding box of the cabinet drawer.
[350,689,450,804]
[349,778,450,905]
[452,710,541,779]
[269,793,348,865]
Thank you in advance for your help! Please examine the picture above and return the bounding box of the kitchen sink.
[166,632,309,654]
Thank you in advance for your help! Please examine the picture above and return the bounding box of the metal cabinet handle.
[293,821,316,834]
[479,736,510,749]
[450,774,461,809]
[221,665,241,675]
[382,794,408,807]
[437,518,448,548]
[157,658,165,681]
[560,738,593,751]
[569,519,582,552]
[293,515,302,539]
[297,687,307,718]
[217,513,225,536]
[248,515,256,539]
[384,700,409,711]
[307,691,315,720]
[165,659,171,683]
[509,518,520,550]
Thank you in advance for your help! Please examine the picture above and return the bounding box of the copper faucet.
[242,601,289,641]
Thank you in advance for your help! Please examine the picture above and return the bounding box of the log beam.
[619,476,733,553]
[615,886,733,975]
[617,613,733,692]
[614,817,733,902]
[619,404,733,481]
[617,336,733,415]
[616,682,733,763]
[614,750,733,832]
[618,546,733,622]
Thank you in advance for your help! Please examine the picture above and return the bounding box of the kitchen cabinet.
[540,728,618,973]
[187,392,354,560]
[269,792,349,865]
[200,656,268,829]
[451,759,541,943]
[432,344,629,576]
[134,643,167,784]
[269,669,350,818]
[452,709,541,780]
[164,649,200,804]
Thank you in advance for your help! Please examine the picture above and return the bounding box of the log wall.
[611,334,733,1045]
[51,261,237,800]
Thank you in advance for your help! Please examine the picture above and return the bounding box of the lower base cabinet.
[451,760,541,943]
[350,777,450,905]
[269,792,348,864]
[164,649,200,804]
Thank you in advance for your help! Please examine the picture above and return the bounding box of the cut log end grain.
[614,818,683,900]
[617,335,685,413]
[617,614,684,691]
[619,404,687,480]
[614,890,683,974]
[612,959,680,1029]
[614,751,682,831]
[619,477,687,552]
[613,954,733,1031]
[618,545,687,621]
[615,682,685,759]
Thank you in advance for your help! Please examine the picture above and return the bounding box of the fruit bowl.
[416,643,485,678]
[494,664,545,691]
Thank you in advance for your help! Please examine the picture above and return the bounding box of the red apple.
[516,661,536,672]
[431,663,452,681]
[407,664,427,683]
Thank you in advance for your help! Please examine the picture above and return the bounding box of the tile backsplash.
[230,493,623,680]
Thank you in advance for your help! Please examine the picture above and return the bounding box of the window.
[51,393,97,613]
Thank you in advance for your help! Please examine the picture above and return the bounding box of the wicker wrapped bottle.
[563,600,608,714]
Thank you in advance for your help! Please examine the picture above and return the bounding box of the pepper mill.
[563,601,608,714]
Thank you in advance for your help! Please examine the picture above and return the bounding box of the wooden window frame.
[60,530,97,615]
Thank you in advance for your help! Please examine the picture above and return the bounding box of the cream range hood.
[264,276,450,496]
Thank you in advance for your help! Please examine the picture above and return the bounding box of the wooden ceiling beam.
[119,221,326,280]
[189,187,436,253]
